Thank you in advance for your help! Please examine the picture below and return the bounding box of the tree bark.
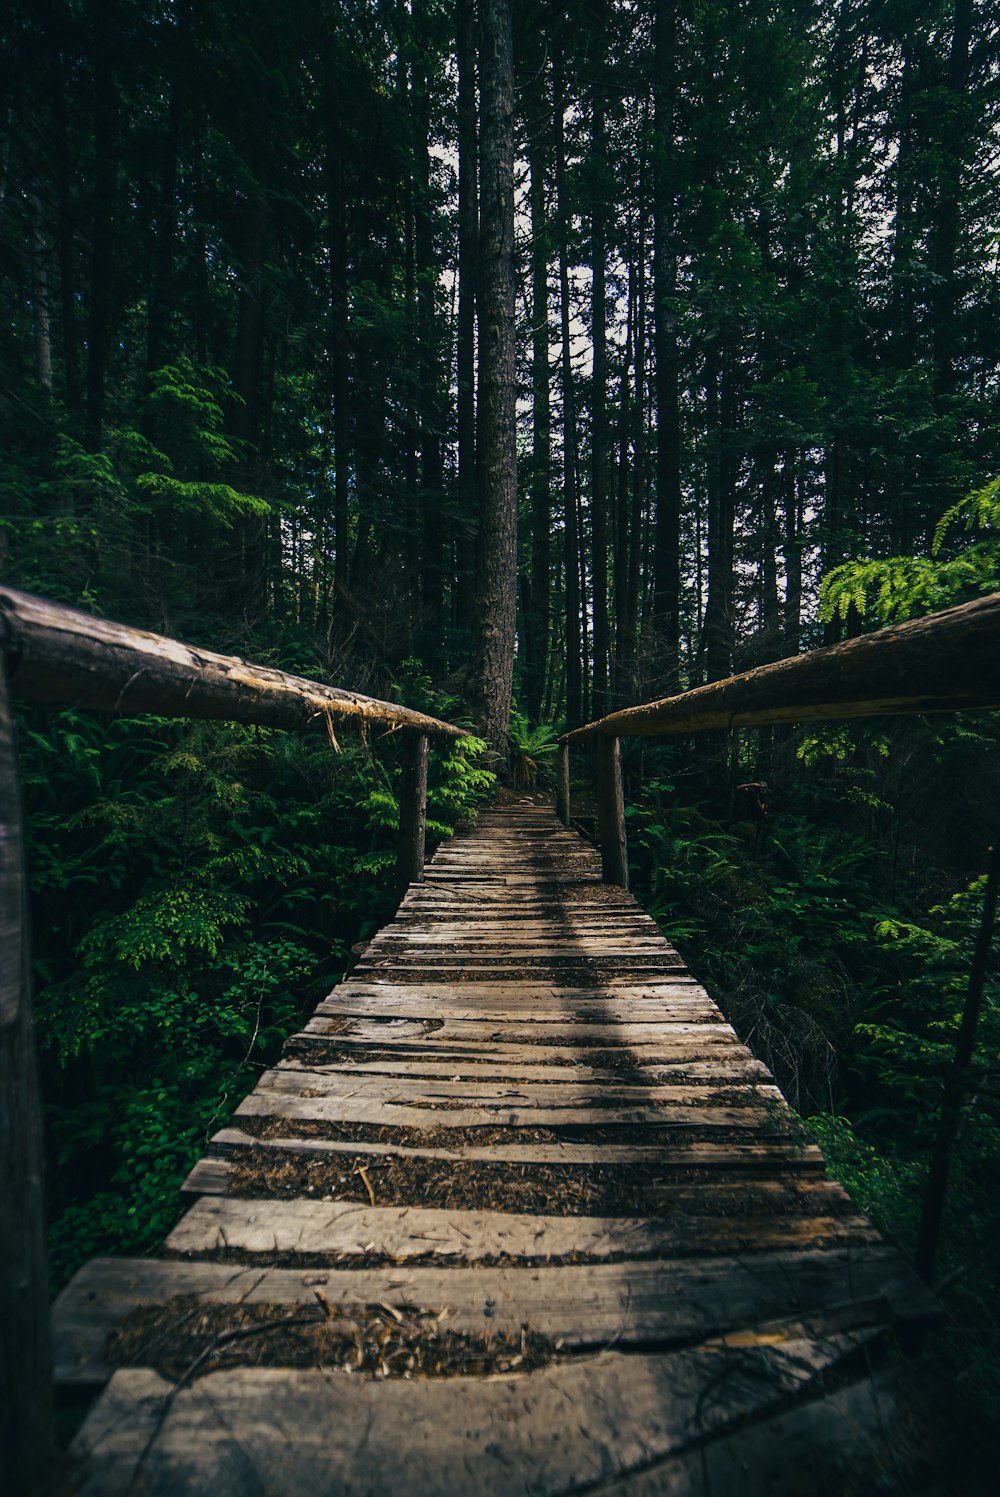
[455,0,478,630]
[555,72,583,728]
[85,0,118,450]
[590,92,611,719]
[523,46,551,723]
[469,0,517,760]
[0,660,54,1495]
[651,0,682,691]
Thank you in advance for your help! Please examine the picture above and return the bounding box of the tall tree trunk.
[704,345,736,682]
[613,237,636,705]
[930,0,973,402]
[469,0,517,759]
[589,93,610,719]
[455,0,478,630]
[325,87,351,599]
[29,194,53,392]
[651,0,682,691]
[146,23,183,374]
[554,71,583,727]
[50,54,81,411]
[524,49,551,722]
[85,0,118,451]
[414,1,444,627]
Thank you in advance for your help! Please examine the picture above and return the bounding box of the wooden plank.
[69,1329,885,1494]
[164,1196,876,1263]
[53,1247,936,1387]
[291,1025,744,1058]
[208,1127,827,1170]
[313,999,721,1026]
[300,1017,738,1046]
[276,1054,770,1084]
[234,1091,788,1131]
[253,1067,783,1107]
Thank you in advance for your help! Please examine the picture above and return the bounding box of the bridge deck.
[55,803,937,1493]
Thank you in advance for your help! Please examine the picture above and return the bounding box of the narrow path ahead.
[56,802,937,1493]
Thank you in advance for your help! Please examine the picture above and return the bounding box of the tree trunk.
[325,86,351,600]
[0,662,54,1496]
[555,72,583,727]
[455,0,478,631]
[651,0,681,691]
[85,0,118,451]
[590,93,611,720]
[524,49,551,722]
[469,0,517,760]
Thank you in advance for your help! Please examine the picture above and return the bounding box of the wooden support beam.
[596,735,628,889]
[556,742,571,828]
[396,732,429,897]
[0,587,464,741]
[562,592,1000,744]
[0,659,54,1492]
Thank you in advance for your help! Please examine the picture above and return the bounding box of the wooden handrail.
[0,587,469,1483]
[559,592,1000,890]
[0,586,466,741]
[561,591,1000,745]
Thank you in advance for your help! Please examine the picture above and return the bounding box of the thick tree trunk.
[555,74,583,728]
[469,0,517,760]
[0,661,54,1497]
[590,95,610,720]
[414,3,445,627]
[325,88,351,600]
[651,0,681,691]
[85,0,118,451]
[524,52,551,722]
[29,193,53,392]
[51,64,81,412]
[455,0,478,631]
[704,346,736,683]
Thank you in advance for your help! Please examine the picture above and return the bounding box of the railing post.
[396,731,429,898]
[596,733,628,889]
[0,658,54,1492]
[556,741,571,828]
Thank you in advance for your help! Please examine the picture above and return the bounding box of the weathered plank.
[208,1127,827,1170]
[69,1329,885,1496]
[234,1090,793,1132]
[164,1195,875,1263]
[53,1247,936,1387]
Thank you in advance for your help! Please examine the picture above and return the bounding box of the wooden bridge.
[54,799,940,1493]
[3,587,1000,1493]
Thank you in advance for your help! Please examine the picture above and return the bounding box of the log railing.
[0,587,467,1492]
[559,589,1000,1299]
[558,591,1000,890]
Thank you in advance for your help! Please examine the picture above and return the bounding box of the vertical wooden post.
[556,741,571,827]
[596,733,628,888]
[396,731,429,898]
[0,659,54,1492]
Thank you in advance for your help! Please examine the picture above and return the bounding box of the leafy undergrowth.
[624,727,1000,1413]
[25,698,492,1292]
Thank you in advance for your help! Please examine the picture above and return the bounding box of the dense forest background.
[2,0,1000,1426]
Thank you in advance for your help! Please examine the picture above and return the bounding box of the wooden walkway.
[55,802,937,1493]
